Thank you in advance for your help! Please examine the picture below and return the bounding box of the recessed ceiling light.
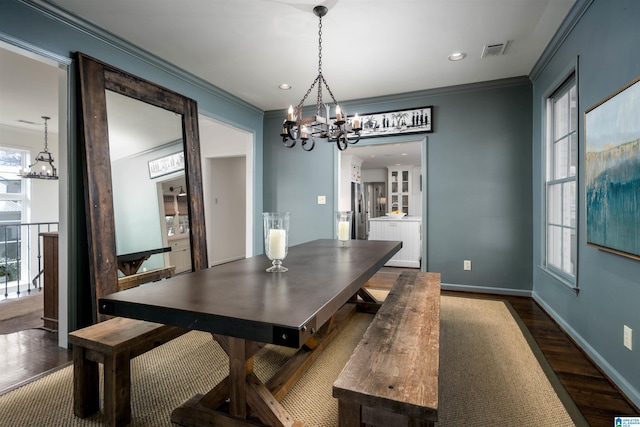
[448,52,466,61]
[279,83,292,90]
[401,153,408,156]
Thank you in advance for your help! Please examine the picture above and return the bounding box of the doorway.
[338,139,427,271]
[198,115,254,266]
[0,40,70,352]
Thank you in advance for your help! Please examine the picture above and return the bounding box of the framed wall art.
[356,106,433,139]
[585,76,640,260]
[148,151,185,179]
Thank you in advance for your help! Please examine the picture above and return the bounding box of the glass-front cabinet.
[163,192,191,274]
[388,166,411,215]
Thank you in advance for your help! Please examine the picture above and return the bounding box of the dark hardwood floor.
[0,328,72,394]
[1,269,638,427]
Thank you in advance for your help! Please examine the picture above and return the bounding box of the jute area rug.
[0,295,587,426]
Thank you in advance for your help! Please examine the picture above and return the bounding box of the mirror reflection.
[105,90,191,275]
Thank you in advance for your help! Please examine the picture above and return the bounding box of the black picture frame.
[357,106,433,139]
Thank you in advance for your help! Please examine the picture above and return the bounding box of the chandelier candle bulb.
[287,105,294,121]
[268,229,286,260]
[335,105,342,121]
[353,114,360,129]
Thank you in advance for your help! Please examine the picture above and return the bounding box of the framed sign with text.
[148,151,185,179]
[357,106,433,139]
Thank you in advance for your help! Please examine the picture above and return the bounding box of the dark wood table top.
[99,239,401,347]
[116,247,171,263]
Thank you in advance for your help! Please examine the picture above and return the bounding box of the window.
[163,193,189,238]
[0,148,28,284]
[545,75,577,283]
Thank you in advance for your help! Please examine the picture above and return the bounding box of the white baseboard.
[210,255,245,267]
[441,282,532,297]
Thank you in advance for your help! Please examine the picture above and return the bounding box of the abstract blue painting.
[585,77,640,259]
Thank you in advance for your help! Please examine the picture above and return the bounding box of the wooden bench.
[333,271,441,427]
[69,317,187,427]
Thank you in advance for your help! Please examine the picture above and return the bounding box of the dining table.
[116,246,171,276]
[99,238,401,427]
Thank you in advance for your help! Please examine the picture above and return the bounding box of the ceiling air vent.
[481,41,510,58]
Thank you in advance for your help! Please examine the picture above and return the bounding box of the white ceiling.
[45,0,575,112]
[1,0,575,155]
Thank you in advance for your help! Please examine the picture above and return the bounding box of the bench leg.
[103,352,131,427]
[338,399,363,427]
[73,346,99,417]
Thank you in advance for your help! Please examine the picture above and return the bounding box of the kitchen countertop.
[370,215,422,222]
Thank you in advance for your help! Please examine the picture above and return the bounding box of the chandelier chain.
[316,13,323,116]
[294,12,339,118]
[43,117,49,152]
[318,13,323,76]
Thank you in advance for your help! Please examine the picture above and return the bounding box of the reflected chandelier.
[20,116,58,180]
[280,5,361,151]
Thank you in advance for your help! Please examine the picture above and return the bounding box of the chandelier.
[20,116,58,180]
[280,5,361,151]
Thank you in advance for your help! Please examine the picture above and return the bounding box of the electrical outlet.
[624,325,633,351]
[317,195,326,205]
[463,260,471,271]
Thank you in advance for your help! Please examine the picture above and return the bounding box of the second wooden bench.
[333,271,441,427]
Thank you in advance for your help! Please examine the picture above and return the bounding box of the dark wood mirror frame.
[76,52,208,321]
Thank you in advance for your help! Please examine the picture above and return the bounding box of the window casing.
[545,75,577,284]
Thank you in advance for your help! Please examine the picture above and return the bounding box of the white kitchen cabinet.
[388,166,412,215]
[169,237,192,274]
[368,217,421,268]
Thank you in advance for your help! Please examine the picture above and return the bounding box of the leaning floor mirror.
[76,52,208,321]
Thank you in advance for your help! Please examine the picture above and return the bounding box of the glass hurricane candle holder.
[336,211,353,248]
[263,212,290,272]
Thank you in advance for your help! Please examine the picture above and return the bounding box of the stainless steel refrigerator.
[351,182,366,240]
[364,182,387,220]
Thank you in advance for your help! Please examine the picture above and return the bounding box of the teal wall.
[264,78,534,293]
[531,0,640,406]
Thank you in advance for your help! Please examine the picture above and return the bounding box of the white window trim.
[542,69,579,291]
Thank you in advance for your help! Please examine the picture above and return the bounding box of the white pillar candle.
[268,229,286,259]
[338,221,350,241]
